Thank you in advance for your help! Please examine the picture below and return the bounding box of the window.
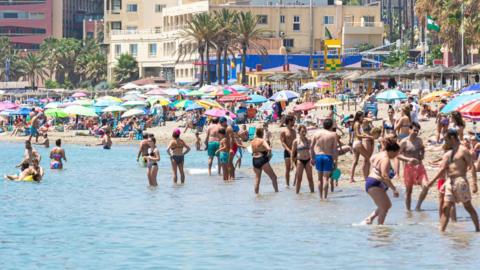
[112,0,122,12]
[149,43,157,57]
[363,16,375,27]
[155,4,166,12]
[3,12,18,19]
[280,15,285,24]
[129,44,138,57]
[115,44,121,56]
[327,0,334,5]
[323,16,334,25]
[111,21,121,30]
[257,15,268,24]
[293,16,300,31]
[283,39,294,48]
[126,26,137,31]
[127,4,137,12]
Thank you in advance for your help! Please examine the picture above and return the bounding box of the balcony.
[342,21,384,35]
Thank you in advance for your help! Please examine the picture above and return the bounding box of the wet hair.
[55,139,61,147]
[143,133,149,139]
[172,132,180,139]
[385,139,400,152]
[353,111,364,124]
[219,128,226,135]
[451,111,465,127]
[211,118,219,124]
[323,119,333,130]
[256,127,264,138]
[297,124,307,133]
[410,122,421,130]
[148,133,155,138]
[285,115,295,125]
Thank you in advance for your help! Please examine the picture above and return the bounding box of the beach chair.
[248,126,256,141]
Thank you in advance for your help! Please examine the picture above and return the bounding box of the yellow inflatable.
[18,175,34,182]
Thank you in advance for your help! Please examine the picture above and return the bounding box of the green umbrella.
[185,90,204,97]
[44,108,69,118]
[63,105,98,117]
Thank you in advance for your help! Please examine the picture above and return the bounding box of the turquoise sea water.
[1,142,480,269]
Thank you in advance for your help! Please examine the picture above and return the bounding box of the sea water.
[0,142,479,269]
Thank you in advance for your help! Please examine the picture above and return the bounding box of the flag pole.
[424,15,427,66]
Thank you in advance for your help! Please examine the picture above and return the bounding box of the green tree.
[213,9,237,85]
[21,52,46,89]
[113,53,139,84]
[39,37,58,80]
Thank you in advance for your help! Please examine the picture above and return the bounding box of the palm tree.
[55,38,81,84]
[39,37,58,80]
[113,53,139,84]
[21,53,46,89]
[236,11,269,84]
[213,9,238,85]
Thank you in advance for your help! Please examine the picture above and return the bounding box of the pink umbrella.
[205,108,237,119]
[72,92,87,98]
[0,101,18,111]
[146,88,167,96]
[58,102,76,108]
[293,102,316,112]
[40,98,54,103]
[218,93,251,103]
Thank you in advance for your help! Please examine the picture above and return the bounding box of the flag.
[325,27,333,39]
[427,16,440,32]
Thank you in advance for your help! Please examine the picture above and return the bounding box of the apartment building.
[105,0,383,83]
[0,0,103,49]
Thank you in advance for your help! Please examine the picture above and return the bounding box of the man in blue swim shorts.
[205,117,221,176]
[310,119,338,200]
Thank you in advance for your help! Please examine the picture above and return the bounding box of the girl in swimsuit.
[450,111,465,141]
[382,106,396,137]
[395,105,411,140]
[251,127,278,194]
[146,137,160,187]
[167,129,190,184]
[5,159,43,182]
[363,139,401,225]
[49,139,66,169]
[291,125,314,194]
[350,111,374,183]
[436,113,449,143]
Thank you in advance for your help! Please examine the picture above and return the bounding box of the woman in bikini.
[49,139,66,169]
[395,105,411,140]
[436,113,449,144]
[5,158,44,182]
[251,127,278,194]
[291,125,314,194]
[349,111,374,183]
[146,137,160,187]
[382,106,396,137]
[450,111,465,141]
[167,129,191,184]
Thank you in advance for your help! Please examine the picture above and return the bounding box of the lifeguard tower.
[324,39,342,71]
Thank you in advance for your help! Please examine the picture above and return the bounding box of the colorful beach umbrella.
[0,101,19,111]
[375,89,407,102]
[73,99,94,106]
[170,100,195,109]
[72,92,87,98]
[196,99,222,109]
[460,83,480,93]
[185,103,204,111]
[94,99,119,107]
[198,84,218,93]
[122,100,146,107]
[121,82,139,90]
[259,101,274,111]
[185,90,204,97]
[102,105,127,113]
[45,108,68,118]
[246,94,268,104]
[146,88,167,96]
[457,100,480,117]
[269,90,299,102]
[97,96,123,103]
[441,93,480,114]
[204,108,236,119]
[293,102,316,112]
[63,105,97,117]
[206,88,235,97]
[44,102,61,109]
[146,96,170,106]
[315,98,342,107]
[230,84,250,92]
[299,81,331,90]
[121,108,145,118]
[218,93,251,103]
[419,90,453,103]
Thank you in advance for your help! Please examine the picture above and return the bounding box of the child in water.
[195,132,202,151]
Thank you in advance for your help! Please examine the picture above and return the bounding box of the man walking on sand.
[311,119,338,200]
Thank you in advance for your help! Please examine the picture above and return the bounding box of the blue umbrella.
[269,90,299,101]
[246,94,268,104]
[441,93,480,114]
[460,83,480,93]
[94,99,119,107]
[26,98,39,103]
[11,107,32,116]
[185,103,203,111]
[375,89,407,102]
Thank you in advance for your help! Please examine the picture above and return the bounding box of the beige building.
[104,0,384,83]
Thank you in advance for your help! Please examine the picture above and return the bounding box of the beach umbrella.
[45,108,68,118]
[125,90,142,95]
[0,109,14,116]
[162,88,179,96]
[72,92,87,98]
[259,101,274,111]
[293,102,316,112]
[457,100,480,117]
[63,105,97,117]
[122,100,146,107]
[198,84,218,93]
[0,101,18,111]
[73,99,94,106]
[185,103,204,111]
[460,83,480,93]
[170,100,195,109]
[94,99,119,107]
[375,89,407,102]
[246,94,268,104]
[299,81,330,90]
[121,82,139,90]
[206,88,235,97]
[230,84,250,92]
[441,93,480,114]
[315,98,342,107]
[146,88,167,96]
[419,90,453,103]
[102,105,127,113]
[121,108,145,118]
[196,99,222,109]
[269,90,299,102]
[218,93,251,103]
[44,102,61,109]
[185,90,204,97]
[122,94,144,101]
[97,95,123,103]
[139,84,157,90]
[146,96,170,106]
[204,108,236,119]
[11,107,31,116]
[58,102,76,108]
[26,97,39,103]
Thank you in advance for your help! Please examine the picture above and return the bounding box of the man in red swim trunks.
[398,122,429,211]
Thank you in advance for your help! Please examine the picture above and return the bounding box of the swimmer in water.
[167,129,191,184]
[195,132,202,151]
[34,133,49,148]
[205,118,221,176]
[49,139,66,169]
[215,128,230,181]
[146,136,160,187]
[100,130,112,149]
[280,115,296,187]
[251,127,278,194]
[5,158,44,182]
[291,125,314,194]
[137,133,150,167]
